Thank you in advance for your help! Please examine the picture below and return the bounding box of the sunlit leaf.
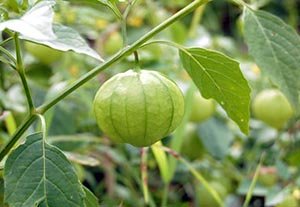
[0,0,103,61]
[0,1,56,40]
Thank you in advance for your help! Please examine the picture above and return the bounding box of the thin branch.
[0,46,17,65]
[0,37,14,46]
[14,33,35,111]
[158,145,224,207]
[141,147,149,204]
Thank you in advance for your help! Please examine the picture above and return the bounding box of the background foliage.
[0,0,300,206]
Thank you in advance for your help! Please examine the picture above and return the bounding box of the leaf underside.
[0,0,102,61]
[243,8,300,109]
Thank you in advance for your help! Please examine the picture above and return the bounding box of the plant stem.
[14,33,35,111]
[121,0,139,46]
[161,183,169,207]
[0,46,17,65]
[0,114,37,161]
[141,147,149,204]
[36,114,46,139]
[133,50,141,71]
[0,0,209,162]
[0,37,13,46]
[231,0,249,8]
[159,146,224,207]
[188,5,206,38]
[242,152,266,207]
[0,66,4,91]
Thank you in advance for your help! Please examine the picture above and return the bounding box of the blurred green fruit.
[257,167,277,187]
[103,32,123,56]
[93,70,185,147]
[197,181,227,207]
[169,22,187,44]
[252,89,293,129]
[181,123,204,160]
[25,42,62,65]
[275,195,298,207]
[189,92,216,123]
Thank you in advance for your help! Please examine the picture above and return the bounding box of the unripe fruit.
[252,89,293,129]
[93,70,185,147]
[181,123,204,160]
[275,195,298,207]
[103,32,123,56]
[257,167,277,187]
[189,92,215,123]
[25,42,62,65]
[197,181,227,207]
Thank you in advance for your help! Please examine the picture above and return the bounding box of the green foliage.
[83,186,99,207]
[4,133,86,207]
[198,117,233,159]
[0,0,300,206]
[197,181,227,207]
[179,47,251,134]
[243,8,300,109]
[0,1,102,61]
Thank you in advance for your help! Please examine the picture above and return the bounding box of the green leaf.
[64,152,100,167]
[151,141,170,183]
[83,186,99,207]
[67,0,122,19]
[24,24,103,61]
[0,1,56,40]
[97,0,122,19]
[0,1,103,61]
[243,8,300,108]
[179,48,250,134]
[0,179,5,207]
[4,132,85,207]
[198,118,233,159]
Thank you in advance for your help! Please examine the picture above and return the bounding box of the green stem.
[0,66,4,90]
[188,4,206,38]
[159,146,224,207]
[0,56,16,70]
[121,20,128,46]
[141,147,149,204]
[231,0,249,8]
[121,0,139,46]
[161,183,169,207]
[0,0,209,162]
[133,51,141,72]
[0,114,37,161]
[0,37,14,46]
[36,114,46,139]
[14,33,35,111]
[0,46,17,65]
[242,152,266,207]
